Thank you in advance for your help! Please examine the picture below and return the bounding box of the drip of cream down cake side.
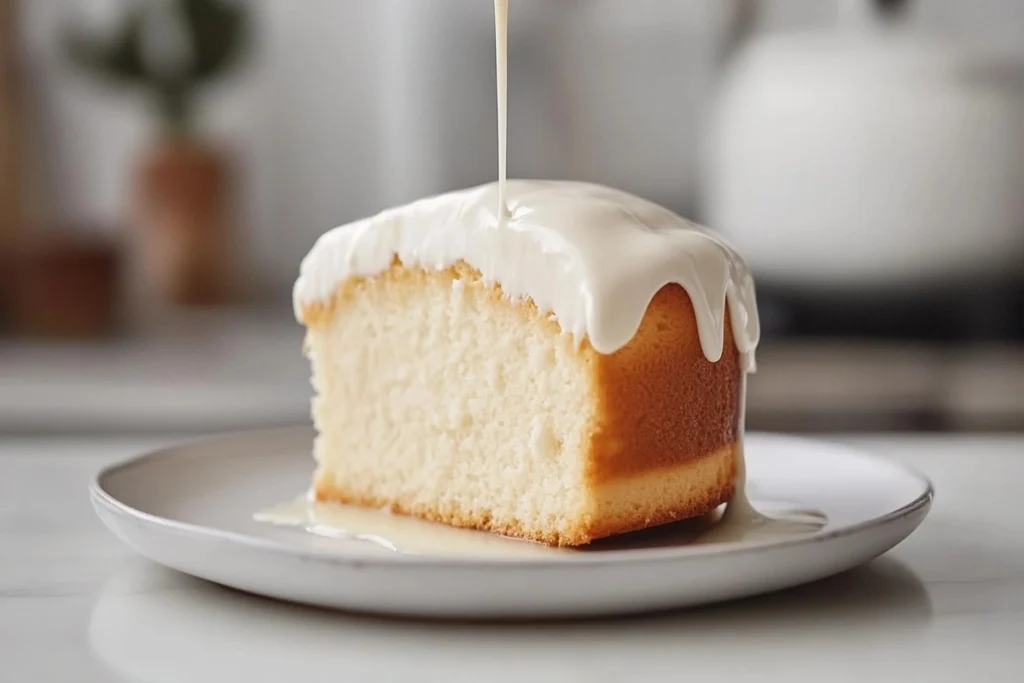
[293,179,762,546]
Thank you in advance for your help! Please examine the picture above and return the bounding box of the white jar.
[703,4,1024,289]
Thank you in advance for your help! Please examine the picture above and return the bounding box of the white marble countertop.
[2,432,1023,682]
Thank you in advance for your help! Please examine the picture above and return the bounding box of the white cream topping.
[293,179,760,370]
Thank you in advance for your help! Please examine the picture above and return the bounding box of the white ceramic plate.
[91,427,932,619]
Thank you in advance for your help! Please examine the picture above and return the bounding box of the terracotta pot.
[132,139,235,308]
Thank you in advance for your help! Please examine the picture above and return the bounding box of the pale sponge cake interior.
[302,260,740,546]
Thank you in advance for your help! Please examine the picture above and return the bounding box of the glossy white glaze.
[293,179,760,369]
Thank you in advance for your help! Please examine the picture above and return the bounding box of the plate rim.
[90,426,934,569]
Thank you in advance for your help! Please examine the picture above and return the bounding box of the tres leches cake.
[293,179,760,547]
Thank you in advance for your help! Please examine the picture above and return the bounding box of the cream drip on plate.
[293,179,761,371]
[255,494,826,559]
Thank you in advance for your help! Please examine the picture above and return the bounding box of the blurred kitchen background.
[0,0,1021,435]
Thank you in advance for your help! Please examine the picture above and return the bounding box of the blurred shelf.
[0,314,1020,434]
[0,309,312,434]
[747,341,1024,432]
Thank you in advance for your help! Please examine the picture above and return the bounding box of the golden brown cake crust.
[586,283,741,483]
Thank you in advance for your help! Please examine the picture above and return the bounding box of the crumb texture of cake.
[296,180,759,546]
[305,262,740,546]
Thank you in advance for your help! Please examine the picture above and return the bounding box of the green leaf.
[60,0,251,132]
[62,6,149,84]
[179,0,250,82]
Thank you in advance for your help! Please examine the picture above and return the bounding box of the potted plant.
[64,0,250,308]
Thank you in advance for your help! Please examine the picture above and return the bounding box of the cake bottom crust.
[314,442,738,547]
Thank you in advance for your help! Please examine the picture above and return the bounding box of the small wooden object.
[10,230,122,339]
[0,0,22,247]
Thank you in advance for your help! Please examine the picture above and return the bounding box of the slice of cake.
[293,180,760,546]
